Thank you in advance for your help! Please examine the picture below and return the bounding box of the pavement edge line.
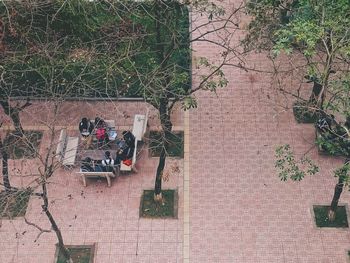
[183,110,190,263]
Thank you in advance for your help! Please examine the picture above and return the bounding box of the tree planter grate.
[140,190,178,218]
[148,131,184,158]
[313,205,349,228]
[4,130,43,159]
[293,101,320,123]
[0,189,32,218]
[55,244,95,263]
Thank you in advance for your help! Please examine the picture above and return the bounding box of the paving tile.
[111,231,126,243]
[125,231,139,243]
[151,230,165,243]
[94,254,112,263]
[137,241,151,255]
[110,242,125,255]
[124,242,138,255]
[138,219,153,230]
[137,230,152,243]
[96,242,111,255]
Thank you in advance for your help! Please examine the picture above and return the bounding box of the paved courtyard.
[189,1,350,262]
[1,0,350,262]
[0,101,184,263]
[188,75,349,263]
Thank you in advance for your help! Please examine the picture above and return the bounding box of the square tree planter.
[312,205,349,228]
[148,131,184,158]
[54,244,96,263]
[293,101,320,124]
[140,189,178,218]
[4,130,43,159]
[315,129,350,158]
[0,189,32,218]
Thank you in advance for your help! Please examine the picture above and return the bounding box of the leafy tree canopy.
[246,0,350,57]
[0,0,190,99]
[246,0,350,126]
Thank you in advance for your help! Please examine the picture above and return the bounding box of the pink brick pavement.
[0,102,184,263]
[188,83,350,263]
[189,1,350,263]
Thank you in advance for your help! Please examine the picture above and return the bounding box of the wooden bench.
[76,171,115,187]
[55,128,79,166]
[119,109,148,173]
[132,109,149,142]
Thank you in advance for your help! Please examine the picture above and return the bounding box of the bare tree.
[0,0,247,212]
[124,0,245,201]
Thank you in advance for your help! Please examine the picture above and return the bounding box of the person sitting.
[115,147,124,166]
[80,157,94,172]
[124,145,134,159]
[122,130,136,149]
[94,164,105,172]
[79,118,94,137]
[115,145,134,166]
[94,117,107,129]
[96,126,109,148]
[102,151,114,172]
[117,139,127,150]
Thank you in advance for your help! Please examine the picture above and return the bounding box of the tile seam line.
[183,109,190,262]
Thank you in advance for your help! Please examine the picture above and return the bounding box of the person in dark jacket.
[80,157,94,172]
[79,118,94,137]
[79,118,94,149]
[115,146,134,165]
[122,130,135,148]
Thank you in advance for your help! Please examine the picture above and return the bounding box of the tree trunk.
[154,147,166,202]
[154,98,172,202]
[0,99,31,191]
[308,38,333,109]
[308,81,323,106]
[328,176,344,222]
[0,99,30,135]
[41,183,72,262]
[10,110,25,135]
[0,138,11,192]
